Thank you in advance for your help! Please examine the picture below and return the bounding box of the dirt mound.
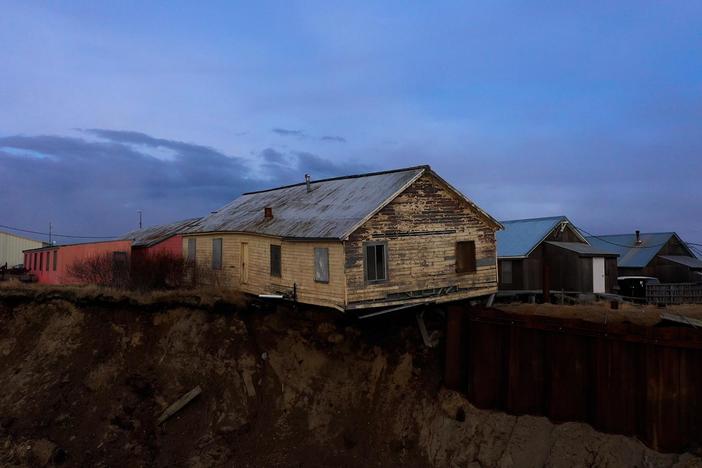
[0,290,700,467]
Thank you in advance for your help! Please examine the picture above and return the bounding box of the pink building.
[22,218,199,285]
[124,218,200,259]
[23,240,132,285]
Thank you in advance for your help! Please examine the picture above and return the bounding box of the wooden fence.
[444,306,702,453]
[647,283,702,305]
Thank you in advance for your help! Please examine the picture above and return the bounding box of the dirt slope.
[0,290,700,467]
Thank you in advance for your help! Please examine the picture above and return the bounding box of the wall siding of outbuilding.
[498,224,605,292]
[1,232,44,267]
[182,233,346,309]
[25,240,132,285]
[344,172,498,306]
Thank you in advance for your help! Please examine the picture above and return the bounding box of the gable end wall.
[344,172,498,304]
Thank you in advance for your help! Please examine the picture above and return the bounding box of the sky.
[1,1,701,248]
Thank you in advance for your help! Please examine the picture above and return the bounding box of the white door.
[592,257,605,293]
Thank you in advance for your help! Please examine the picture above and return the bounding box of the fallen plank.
[157,386,202,425]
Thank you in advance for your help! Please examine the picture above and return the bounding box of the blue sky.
[1,1,701,247]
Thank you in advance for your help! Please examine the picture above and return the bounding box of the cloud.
[272,128,306,138]
[294,151,371,178]
[320,135,346,143]
[0,130,371,242]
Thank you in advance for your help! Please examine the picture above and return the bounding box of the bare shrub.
[67,250,227,291]
[67,252,129,288]
[130,251,187,291]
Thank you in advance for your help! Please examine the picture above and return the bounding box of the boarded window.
[53,250,57,271]
[270,244,281,277]
[364,242,387,282]
[314,247,329,283]
[456,241,476,274]
[212,238,222,270]
[501,260,512,284]
[187,238,197,262]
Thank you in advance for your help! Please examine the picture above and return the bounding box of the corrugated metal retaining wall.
[444,306,702,453]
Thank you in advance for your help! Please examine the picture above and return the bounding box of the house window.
[501,260,512,284]
[33,253,37,271]
[456,241,477,274]
[364,242,387,282]
[46,252,50,271]
[187,238,197,262]
[270,244,281,277]
[53,250,58,271]
[314,247,329,283]
[39,252,43,271]
[212,238,222,270]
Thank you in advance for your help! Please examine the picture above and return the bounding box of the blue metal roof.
[585,232,678,268]
[545,241,618,257]
[497,216,574,258]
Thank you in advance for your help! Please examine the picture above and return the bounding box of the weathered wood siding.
[182,234,346,309]
[344,172,498,306]
[498,224,595,292]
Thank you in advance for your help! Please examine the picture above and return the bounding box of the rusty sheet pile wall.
[444,306,702,453]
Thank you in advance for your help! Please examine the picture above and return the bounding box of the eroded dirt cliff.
[0,289,700,467]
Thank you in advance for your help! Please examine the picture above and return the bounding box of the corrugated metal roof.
[187,165,493,240]
[186,167,426,239]
[585,233,681,268]
[123,218,201,247]
[660,255,702,269]
[497,216,583,258]
[545,241,618,257]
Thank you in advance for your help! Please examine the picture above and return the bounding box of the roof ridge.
[586,232,676,238]
[242,165,430,195]
[500,215,567,223]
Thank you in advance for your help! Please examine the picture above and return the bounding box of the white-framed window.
[364,242,388,283]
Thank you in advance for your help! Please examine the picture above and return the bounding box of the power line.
[0,223,118,240]
[574,225,671,249]
[575,224,702,258]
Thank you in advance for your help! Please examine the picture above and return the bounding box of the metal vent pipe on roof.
[635,230,642,245]
[305,174,311,192]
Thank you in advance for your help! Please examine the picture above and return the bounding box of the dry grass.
[497,300,702,327]
[0,278,247,308]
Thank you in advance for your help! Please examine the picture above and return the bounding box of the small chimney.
[264,207,273,219]
[635,230,642,246]
[305,173,312,192]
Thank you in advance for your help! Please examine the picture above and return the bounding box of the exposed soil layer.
[0,288,700,467]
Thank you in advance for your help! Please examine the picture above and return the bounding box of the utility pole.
[49,222,52,244]
[138,210,143,229]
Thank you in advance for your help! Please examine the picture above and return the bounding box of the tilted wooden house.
[497,216,618,294]
[182,165,502,311]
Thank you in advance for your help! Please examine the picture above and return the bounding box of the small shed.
[587,231,701,283]
[497,216,618,294]
[182,165,502,311]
